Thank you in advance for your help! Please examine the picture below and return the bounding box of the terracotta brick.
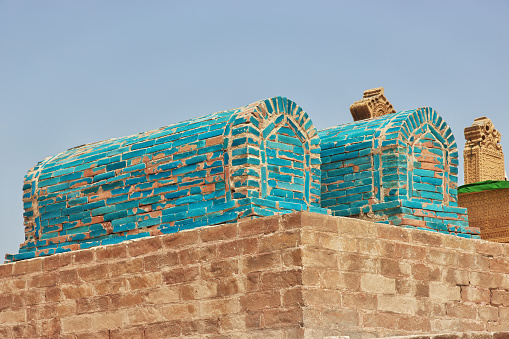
[109,258,143,277]
[111,292,144,309]
[127,306,163,325]
[57,301,77,317]
[322,270,361,291]
[181,318,219,335]
[45,286,61,302]
[259,231,300,253]
[95,244,127,261]
[301,211,338,232]
[200,223,237,242]
[27,304,56,320]
[476,241,505,257]
[77,296,109,314]
[145,321,181,338]
[0,294,13,310]
[357,238,381,256]
[218,313,245,332]
[303,289,341,307]
[360,273,395,294]
[338,217,375,237]
[0,264,13,278]
[218,238,257,258]
[127,272,161,290]
[429,282,460,301]
[426,249,459,266]
[380,258,411,278]
[161,303,198,320]
[393,242,427,260]
[244,252,281,273]
[338,253,376,273]
[128,236,162,257]
[59,268,79,284]
[239,215,280,237]
[73,251,94,265]
[378,295,417,315]
[376,224,410,242]
[241,290,281,311]
[217,276,240,297]
[443,268,470,285]
[162,230,199,249]
[490,258,509,273]
[29,271,58,288]
[458,252,489,270]
[478,305,499,321]
[302,249,337,269]
[163,266,199,284]
[361,311,399,330]
[342,291,377,310]
[200,297,240,316]
[500,307,509,321]
[94,278,126,295]
[397,315,430,332]
[110,327,145,339]
[90,311,126,330]
[411,229,443,247]
[412,263,441,281]
[492,290,509,306]
[201,258,238,279]
[263,308,302,328]
[283,248,302,267]
[76,331,110,339]
[145,285,180,304]
[62,284,95,299]
[178,245,217,265]
[446,301,477,319]
[470,271,503,288]
[12,258,42,276]
[78,264,109,281]
[283,288,303,308]
[181,280,217,300]
[461,286,490,303]
[262,270,302,289]
[60,314,92,333]
[40,317,61,336]
[281,211,302,230]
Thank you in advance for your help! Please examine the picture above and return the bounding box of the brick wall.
[319,108,479,238]
[0,212,507,338]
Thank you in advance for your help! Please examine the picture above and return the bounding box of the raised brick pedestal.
[0,212,508,338]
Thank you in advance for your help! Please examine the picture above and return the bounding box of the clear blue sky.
[1,1,508,260]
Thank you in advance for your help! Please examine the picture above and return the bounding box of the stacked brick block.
[319,107,480,238]
[0,212,508,338]
[13,97,325,262]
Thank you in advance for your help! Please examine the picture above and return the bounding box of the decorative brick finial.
[350,87,396,121]
[464,116,505,184]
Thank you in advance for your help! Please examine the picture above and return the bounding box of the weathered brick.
[128,237,162,257]
[241,290,281,311]
[200,223,237,242]
[360,274,395,294]
[239,215,280,237]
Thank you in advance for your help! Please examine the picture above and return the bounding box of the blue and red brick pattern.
[9,100,480,262]
[319,107,480,238]
[10,97,325,262]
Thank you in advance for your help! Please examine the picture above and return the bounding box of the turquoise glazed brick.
[318,107,472,237]
[12,96,327,262]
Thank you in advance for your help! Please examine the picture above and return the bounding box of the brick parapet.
[0,212,507,338]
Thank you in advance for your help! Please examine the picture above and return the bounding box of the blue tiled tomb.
[318,107,480,238]
[12,97,326,261]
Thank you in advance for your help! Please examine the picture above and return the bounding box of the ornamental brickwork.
[349,87,396,121]
[463,117,505,184]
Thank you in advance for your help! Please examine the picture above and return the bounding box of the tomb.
[10,97,324,261]
[319,90,479,238]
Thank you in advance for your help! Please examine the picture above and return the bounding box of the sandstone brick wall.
[0,212,508,338]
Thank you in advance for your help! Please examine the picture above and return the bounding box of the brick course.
[0,212,507,338]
